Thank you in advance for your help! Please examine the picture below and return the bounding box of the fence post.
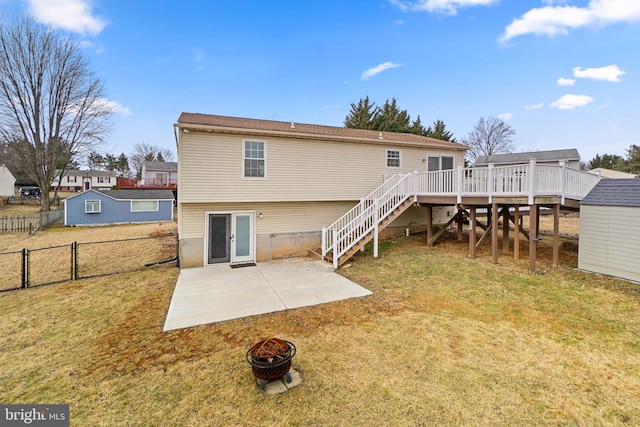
[73,242,78,280]
[21,248,27,288]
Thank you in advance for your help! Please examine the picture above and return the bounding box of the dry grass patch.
[1,228,640,425]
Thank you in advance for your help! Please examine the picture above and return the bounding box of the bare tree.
[129,143,175,178]
[461,116,516,163]
[0,17,112,211]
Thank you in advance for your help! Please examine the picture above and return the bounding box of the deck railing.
[322,160,601,267]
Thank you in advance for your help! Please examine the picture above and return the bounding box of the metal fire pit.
[246,338,296,389]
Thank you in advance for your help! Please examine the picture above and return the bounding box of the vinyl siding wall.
[65,192,174,226]
[578,205,640,282]
[178,131,464,203]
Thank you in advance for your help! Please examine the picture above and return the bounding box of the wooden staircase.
[322,172,416,268]
[325,199,413,266]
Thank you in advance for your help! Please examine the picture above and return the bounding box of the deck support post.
[426,204,433,246]
[456,208,464,241]
[552,204,560,268]
[469,207,477,259]
[529,203,538,274]
[502,206,510,253]
[491,203,498,264]
[513,205,520,260]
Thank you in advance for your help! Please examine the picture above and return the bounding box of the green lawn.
[1,232,639,425]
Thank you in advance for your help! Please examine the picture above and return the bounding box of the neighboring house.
[52,170,117,192]
[587,168,637,179]
[578,179,640,283]
[117,161,178,189]
[175,112,467,268]
[0,164,16,197]
[474,149,581,170]
[64,189,175,226]
[142,161,178,187]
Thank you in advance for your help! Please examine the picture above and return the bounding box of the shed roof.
[66,189,175,201]
[176,112,467,151]
[474,149,580,166]
[580,179,640,207]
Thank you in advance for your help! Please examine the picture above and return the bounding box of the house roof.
[65,169,117,177]
[143,161,177,172]
[66,189,175,201]
[474,149,581,166]
[580,179,640,207]
[176,113,467,151]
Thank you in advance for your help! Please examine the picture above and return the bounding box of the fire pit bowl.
[246,338,296,381]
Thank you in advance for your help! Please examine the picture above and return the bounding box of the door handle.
[230,234,234,240]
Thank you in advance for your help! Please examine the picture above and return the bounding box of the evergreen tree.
[587,153,625,170]
[371,98,411,133]
[425,119,457,142]
[344,96,377,129]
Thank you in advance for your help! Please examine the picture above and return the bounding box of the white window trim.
[386,149,401,168]
[242,139,267,179]
[131,200,159,212]
[85,200,101,213]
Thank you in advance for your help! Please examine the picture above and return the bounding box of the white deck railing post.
[332,227,338,269]
[456,165,463,204]
[559,160,566,203]
[321,226,327,256]
[528,158,537,205]
[488,164,494,204]
[373,197,379,258]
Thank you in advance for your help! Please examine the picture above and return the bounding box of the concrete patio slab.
[163,258,372,331]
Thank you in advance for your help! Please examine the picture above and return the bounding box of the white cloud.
[26,0,107,35]
[501,0,640,42]
[550,94,594,110]
[388,0,497,15]
[525,103,544,110]
[96,98,132,116]
[498,113,513,120]
[192,48,206,63]
[557,77,576,86]
[361,62,402,80]
[573,65,625,82]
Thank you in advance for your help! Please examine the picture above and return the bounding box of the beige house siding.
[579,205,640,282]
[178,130,464,203]
[178,201,447,267]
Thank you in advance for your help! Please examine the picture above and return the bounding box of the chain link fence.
[0,234,178,292]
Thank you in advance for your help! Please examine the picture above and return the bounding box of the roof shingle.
[580,179,640,207]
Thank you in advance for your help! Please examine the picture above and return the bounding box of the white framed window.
[98,176,109,184]
[427,155,454,171]
[85,200,101,213]
[386,149,401,168]
[243,140,266,178]
[68,176,76,183]
[131,200,159,212]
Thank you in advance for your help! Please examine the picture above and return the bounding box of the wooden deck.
[322,160,602,273]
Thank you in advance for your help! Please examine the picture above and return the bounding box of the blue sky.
[2,0,639,164]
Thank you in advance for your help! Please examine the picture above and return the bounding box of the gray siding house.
[64,189,175,226]
[578,179,640,283]
[475,149,581,170]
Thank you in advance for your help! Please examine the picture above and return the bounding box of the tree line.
[587,145,640,175]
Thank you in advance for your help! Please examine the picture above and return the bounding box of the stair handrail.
[322,172,415,266]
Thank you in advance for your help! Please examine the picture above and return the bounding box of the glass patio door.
[207,212,254,264]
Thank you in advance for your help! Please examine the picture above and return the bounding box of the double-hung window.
[243,140,266,178]
[386,149,401,168]
[85,200,101,213]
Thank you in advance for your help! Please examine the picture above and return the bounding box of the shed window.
[386,150,401,168]
[85,200,101,213]
[243,140,265,178]
[131,200,159,212]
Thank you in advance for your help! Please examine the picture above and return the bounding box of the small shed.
[64,189,175,226]
[0,164,16,197]
[578,179,640,282]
